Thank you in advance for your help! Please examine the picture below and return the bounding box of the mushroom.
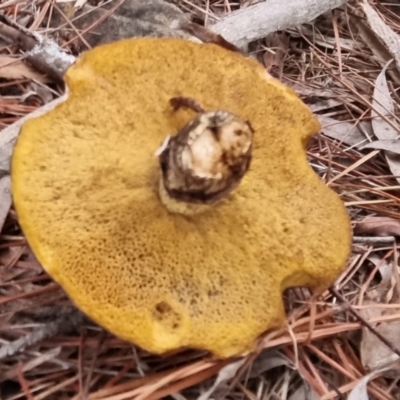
[11,38,351,358]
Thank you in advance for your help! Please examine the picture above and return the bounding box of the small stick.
[353,236,395,244]
[0,310,85,360]
[329,286,400,359]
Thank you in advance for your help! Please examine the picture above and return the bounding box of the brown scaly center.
[157,97,254,207]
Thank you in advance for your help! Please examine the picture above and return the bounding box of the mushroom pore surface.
[12,38,351,358]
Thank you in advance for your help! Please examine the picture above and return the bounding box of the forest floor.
[1,0,400,399]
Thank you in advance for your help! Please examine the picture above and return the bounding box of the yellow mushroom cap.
[11,38,351,358]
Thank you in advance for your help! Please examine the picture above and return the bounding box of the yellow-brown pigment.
[12,38,351,357]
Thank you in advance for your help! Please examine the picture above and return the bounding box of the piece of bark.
[211,0,349,48]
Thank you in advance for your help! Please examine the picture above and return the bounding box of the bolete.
[11,38,351,358]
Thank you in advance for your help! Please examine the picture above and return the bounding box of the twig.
[353,236,396,244]
[329,286,400,359]
[0,310,85,360]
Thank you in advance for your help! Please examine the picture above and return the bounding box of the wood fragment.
[211,0,350,47]
[0,174,11,232]
[0,310,85,360]
[353,236,395,245]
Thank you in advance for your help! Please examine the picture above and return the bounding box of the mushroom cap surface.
[12,38,351,358]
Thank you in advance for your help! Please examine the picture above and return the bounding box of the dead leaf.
[249,349,293,378]
[362,139,400,154]
[319,116,370,148]
[197,358,246,400]
[0,55,49,83]
[365,254,400,303]
[354,216,400,237]
[249,350,319,399]
[372,62,400,183]
[367,254,396,287]
[0,94,68,224]
[309,99,342,113]
[347,365,393,400]
[0,94,67,174]
[360,305,400,371]
[73,0,87,9]
[352,17,400,84]
[22,82,54,105]
[372,61,398,141]
[360,0,400,74]
[289,383,320,400]
[0,175,11,232]
[383,151,400,184]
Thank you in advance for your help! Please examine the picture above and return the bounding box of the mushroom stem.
[157,97,254,214]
